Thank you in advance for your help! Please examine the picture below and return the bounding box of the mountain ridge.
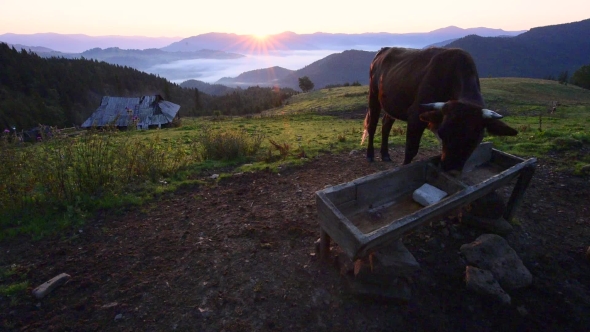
[0,33,182,53]
[445,18,590,78]
[206,18,590,90]
[162,27,524,53]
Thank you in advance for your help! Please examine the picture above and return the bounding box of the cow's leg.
[403,117,427,165]
[363,110,377,162]
[380,115,395,161]
[365,88,381,162]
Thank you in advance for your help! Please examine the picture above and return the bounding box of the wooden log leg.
[504,166,535,222]
[319,228,331,261]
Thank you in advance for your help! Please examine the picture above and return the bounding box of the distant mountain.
[6,43,58,53]
[162,32,318,53]
[161,27,525,53]
[206,19,590,90]
[275,50,376,89]
[0,33,182,53]
[423,38,459,48]
[180,79,237,95]
[446,18,590,78]
[215,66,295,87]
[3,44,244,72]
[78,47,243,69]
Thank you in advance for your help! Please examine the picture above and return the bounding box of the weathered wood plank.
[319,228,331,261]
[504,164,536,221]
[316,192,366,258]
[462,142,493,172]
[355,162,426,207]
[491,148,524,169]
[323,181,357,206]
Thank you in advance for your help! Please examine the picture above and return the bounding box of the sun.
[252,33,268,40]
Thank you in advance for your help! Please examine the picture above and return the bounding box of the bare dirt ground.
[1,146,589,331]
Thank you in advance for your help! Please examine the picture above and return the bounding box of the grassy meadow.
[1,78,589,240]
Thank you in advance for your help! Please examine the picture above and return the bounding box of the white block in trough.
[412,183,448,206]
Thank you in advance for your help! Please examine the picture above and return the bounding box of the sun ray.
[253,34,268,40]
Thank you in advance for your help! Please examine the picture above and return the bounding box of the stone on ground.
[465,266,511,305]
[460,234,532,289]
[32,273,71,299]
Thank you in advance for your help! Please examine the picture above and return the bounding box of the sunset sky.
[1,0,588,37]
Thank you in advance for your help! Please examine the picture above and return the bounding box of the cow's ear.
[484,119,518,136]
[419,111,443,124]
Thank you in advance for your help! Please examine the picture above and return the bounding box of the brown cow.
[362,47,518,174]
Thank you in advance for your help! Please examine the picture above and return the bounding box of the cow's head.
[419,100,518,174]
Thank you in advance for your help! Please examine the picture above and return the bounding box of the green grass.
[482,78,590,111]
[264,86,369,116]
[476,78,590,171]
[1,78,589,240]
[0,265,30,307]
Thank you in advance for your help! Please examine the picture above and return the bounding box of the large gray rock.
[460,234,532,289]
[465,266,511,305]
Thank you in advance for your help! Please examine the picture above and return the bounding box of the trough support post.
[504,165,535,222]
[319,228,331,261]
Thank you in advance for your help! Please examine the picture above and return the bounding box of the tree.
[571,65,590,90]
[298,76,314,92]
[193,88,202,114]
[558,70,569,85]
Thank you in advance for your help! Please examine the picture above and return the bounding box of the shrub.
[199,127,264,160]
[0,128,201,238]
[571,65,590,90]
[268,139,290,159]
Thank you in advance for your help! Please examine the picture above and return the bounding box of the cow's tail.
[361,109,370,145]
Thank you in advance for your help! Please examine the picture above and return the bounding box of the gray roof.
[81,95,180,128]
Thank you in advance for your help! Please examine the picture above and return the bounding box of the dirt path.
[1,147,589,331]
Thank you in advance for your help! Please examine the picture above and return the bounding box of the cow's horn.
[482,109,503,119]
[421,102,445,110]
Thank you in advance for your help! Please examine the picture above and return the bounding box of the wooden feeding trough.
[316,143,536,260]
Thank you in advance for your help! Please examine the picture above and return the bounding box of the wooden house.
[81,95,180,129]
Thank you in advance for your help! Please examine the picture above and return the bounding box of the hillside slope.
[0,43,202,128]
[216,66,295,87]
[179,79,237,95]
[446,18,590,78]
[277,50,376,89]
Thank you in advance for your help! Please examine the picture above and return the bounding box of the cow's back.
[370,47,483,119]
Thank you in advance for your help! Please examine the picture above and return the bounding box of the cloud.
[144,50,339,84]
